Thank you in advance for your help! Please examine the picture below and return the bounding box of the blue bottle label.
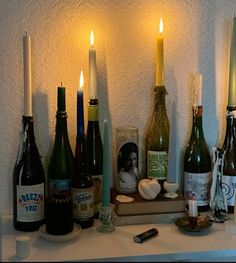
[221,175,236,206]
[49,179,71,201]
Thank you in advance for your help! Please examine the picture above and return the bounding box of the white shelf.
[2,214,236,262]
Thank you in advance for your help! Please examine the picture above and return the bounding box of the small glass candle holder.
[96,206,115,233]
[115,126,139,194]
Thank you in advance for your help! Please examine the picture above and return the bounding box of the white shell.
[138,178,161,200]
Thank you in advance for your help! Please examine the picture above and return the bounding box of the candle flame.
[90,30,94,47]
[79,70,84,91]
[159,18,163,34]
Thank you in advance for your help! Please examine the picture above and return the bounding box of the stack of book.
[110,189,186,226]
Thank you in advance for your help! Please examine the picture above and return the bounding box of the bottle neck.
[191,106,204,139]
[22,116,35,142]
[55,111,69,139]
[88,98,99,122]
[223,106,236,148]
[154,86,167,111]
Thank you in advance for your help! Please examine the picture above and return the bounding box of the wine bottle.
[221,106,236,213]
[86,98,103,218]
[146,86,170,193]
[184,105,212,212]
[46,86,74,235]
[72,74,94,228]
[13,116,45,231]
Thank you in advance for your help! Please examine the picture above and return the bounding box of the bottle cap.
[16,235,31,258]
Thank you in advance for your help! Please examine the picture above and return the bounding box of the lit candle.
[77,70,84,137]
[228,17,236,106]
[89,30,97,99]
[102,119,110,207]
[188,199,198,217]
[23,32,32,116]
[155,18,164,87]
[193,73,202,107]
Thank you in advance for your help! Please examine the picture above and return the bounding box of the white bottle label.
[72,187,94,220]
[221,175,236,206]
[147,151,168,179]
[17,183,44,222]
[184,172,211,206]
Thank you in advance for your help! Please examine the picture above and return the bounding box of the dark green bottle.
[46,86,74,235]
[86,98,103,218]
[184,106,212,212]
[222,106,236,214]
[146,86,170,193]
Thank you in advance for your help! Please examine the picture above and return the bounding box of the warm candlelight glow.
[90,30,94,47]
[79,70,84,91]
[159,18,163,34]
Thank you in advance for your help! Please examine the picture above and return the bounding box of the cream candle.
[23,32,32,116]
[188,199,198,217]
[193,73,202,107]
[89,30,97,99]
[155,18,164,87]
[102,119,110,207]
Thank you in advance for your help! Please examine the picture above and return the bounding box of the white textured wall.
[0,0,236,215]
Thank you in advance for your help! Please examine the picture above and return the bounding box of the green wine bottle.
[46,86,74,235]
[146,86,170,193]
[184,106,212,212]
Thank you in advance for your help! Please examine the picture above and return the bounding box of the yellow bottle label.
[88,105,99,121]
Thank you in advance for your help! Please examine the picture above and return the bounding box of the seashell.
[138,178,161,200]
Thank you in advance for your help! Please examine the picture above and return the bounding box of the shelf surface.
[2,213,236,262]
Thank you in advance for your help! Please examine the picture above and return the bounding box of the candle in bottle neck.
[193,73,202,107]
[89,30,97,99]
[155,18,164,87]
[228,17,236,106]
[77,70,84,137]
[23,32,32,116]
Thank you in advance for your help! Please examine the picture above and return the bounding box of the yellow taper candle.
[228,17,236,106]
[155,18,164,87]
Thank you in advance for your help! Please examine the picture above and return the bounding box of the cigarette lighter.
[133,227,158,243]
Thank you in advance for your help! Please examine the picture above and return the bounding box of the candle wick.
[24,31,28,36]
[61,81,63,86]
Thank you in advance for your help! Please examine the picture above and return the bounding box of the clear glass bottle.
[184,106,212,212]
[146,86,170,193]
[13,116,45,231]
[86,98,103,218]
[222,106,236,213]
[46,86,74,235]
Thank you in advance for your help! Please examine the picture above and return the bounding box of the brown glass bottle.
[222,106,236,214]
[146,86,170,193]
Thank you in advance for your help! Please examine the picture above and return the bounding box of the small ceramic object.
[138,178,161,200]
[163,181,179,199]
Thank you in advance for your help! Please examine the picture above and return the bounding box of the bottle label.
[184,172,211,206]
[17,183,44,222]
[91,175,102,214]
[221,175,236,206]
[72,187,94,220]
[147,151,168,179]
[48,179,71,201]
[88,105,99,121]
[116,140,139,194]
